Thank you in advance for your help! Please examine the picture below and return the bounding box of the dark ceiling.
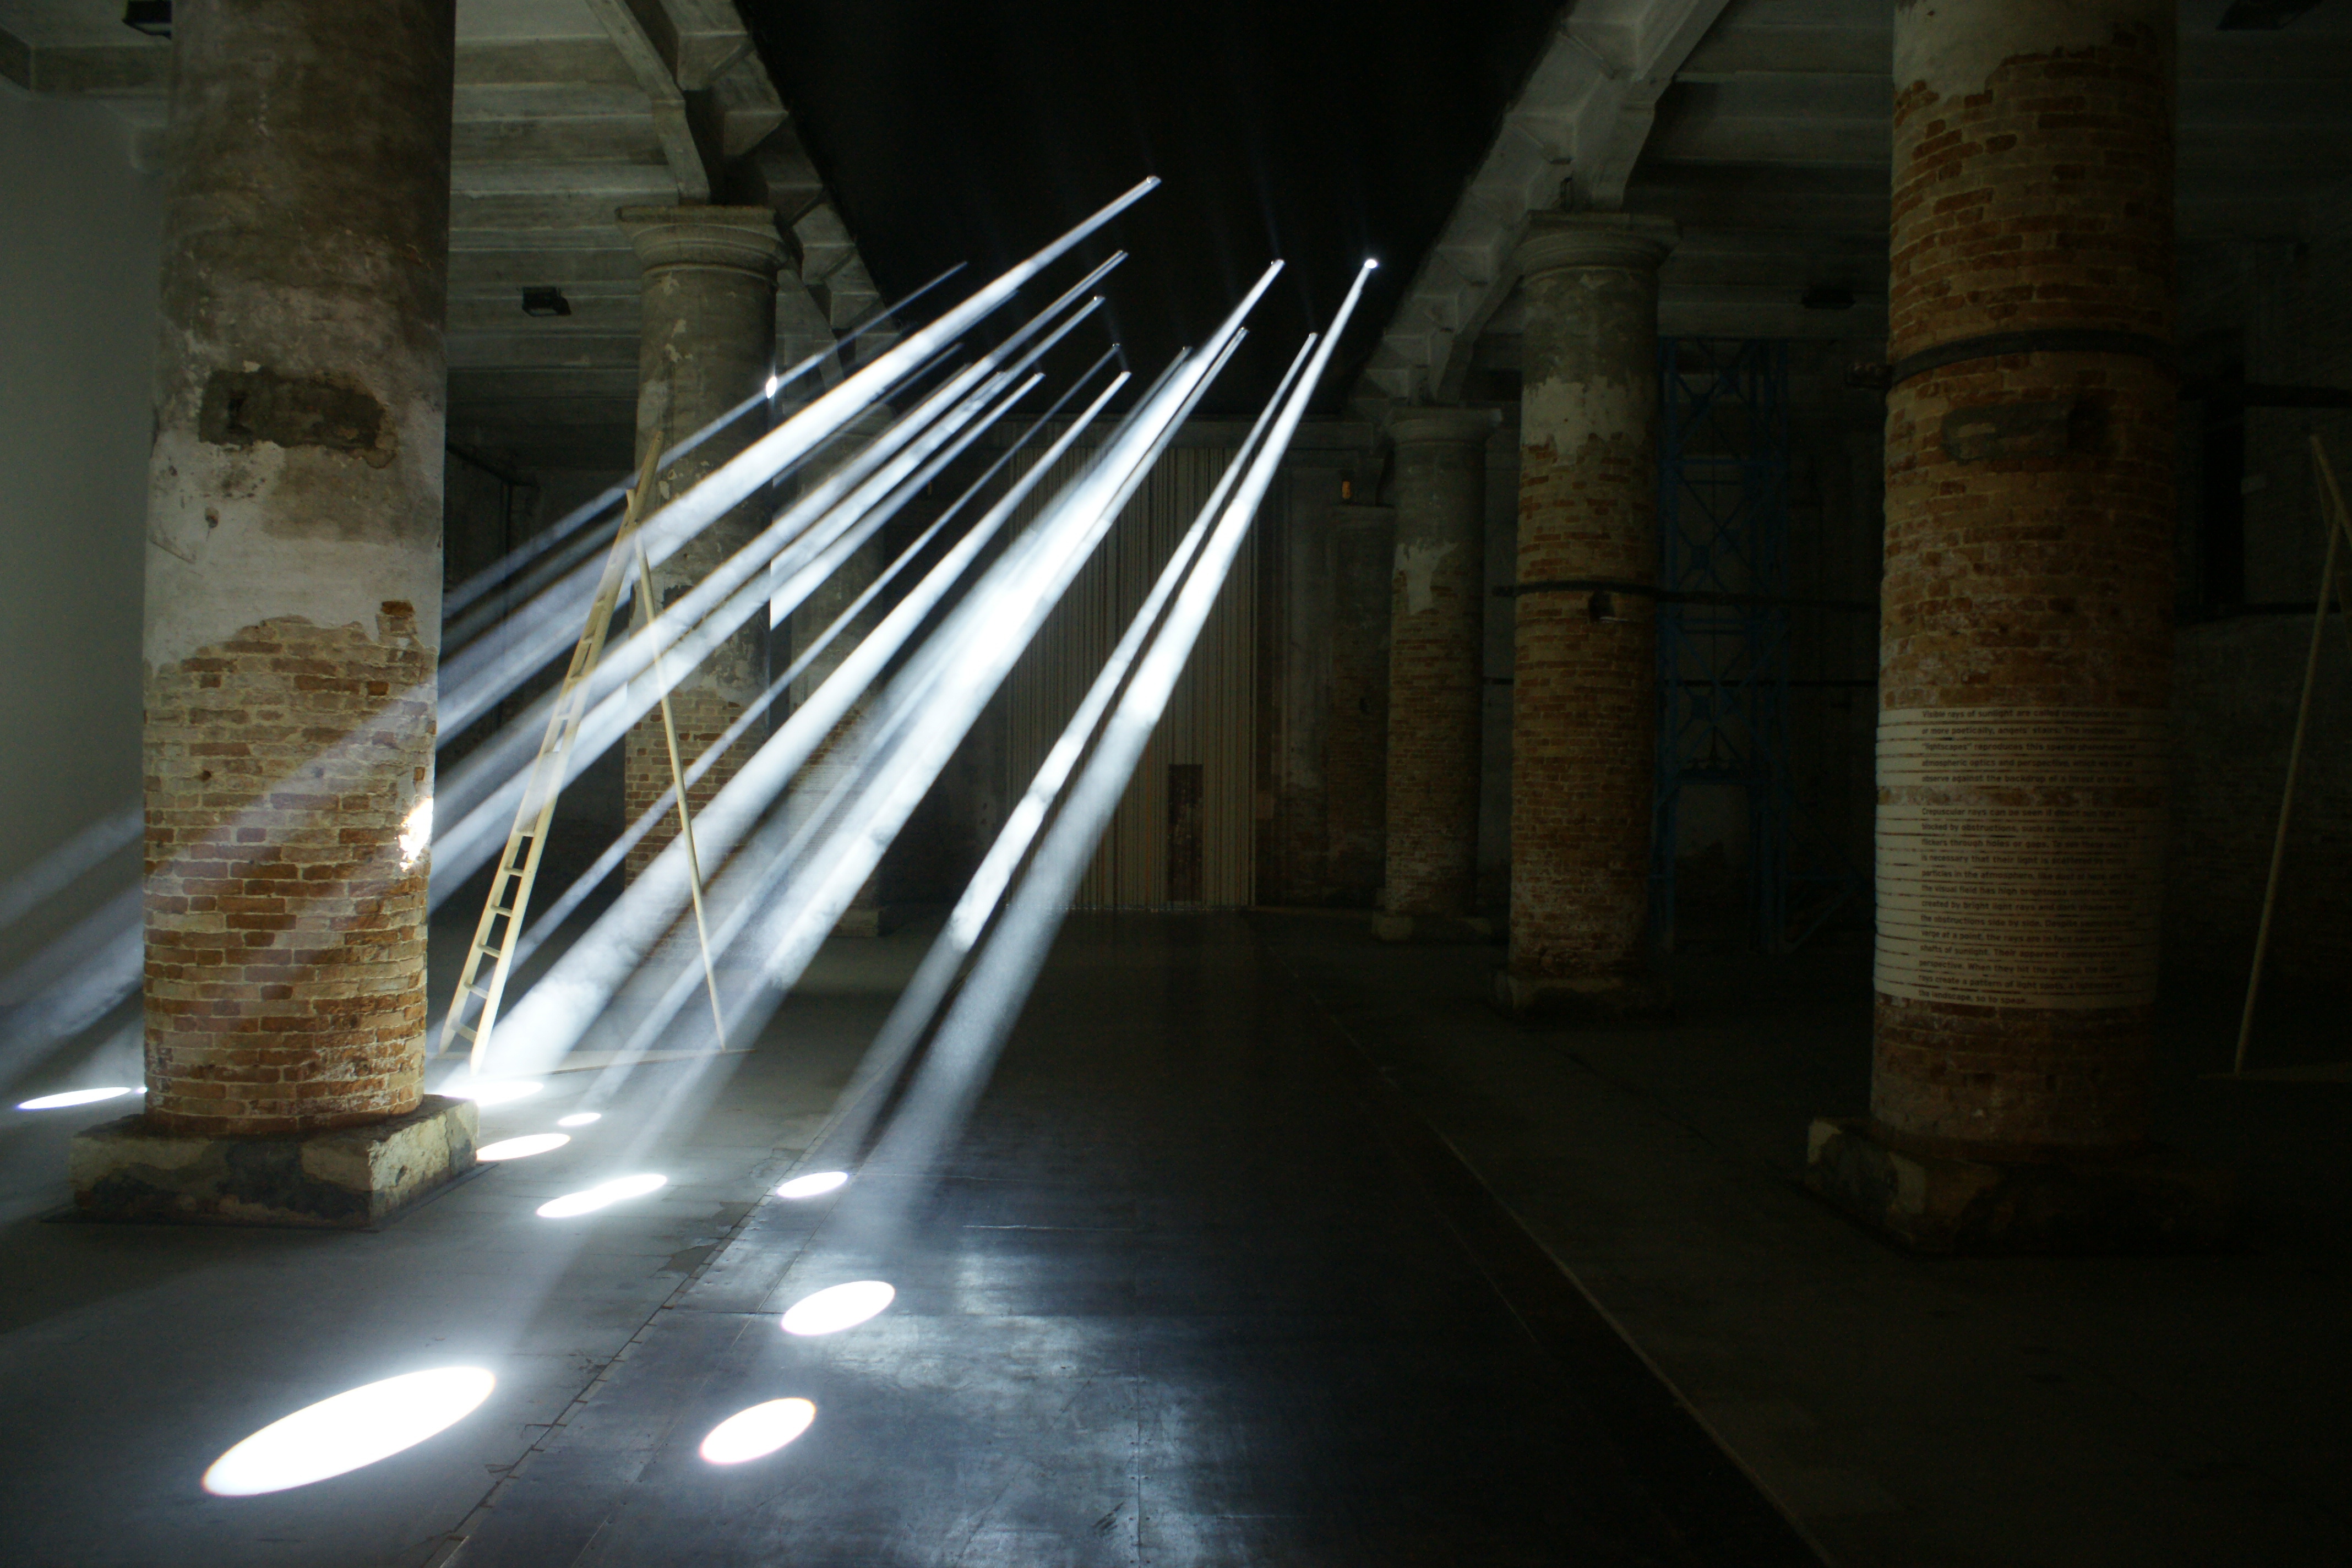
[745,0,1563,416]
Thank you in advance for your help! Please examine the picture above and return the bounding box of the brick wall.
[1325,507,1392,905]
[1874,3,2174,1152]
[1510,258,1662,984]
[1384,426,1487,917]
[144,607,433,1134]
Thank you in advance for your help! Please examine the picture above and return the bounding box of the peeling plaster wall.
[0,85,159,961]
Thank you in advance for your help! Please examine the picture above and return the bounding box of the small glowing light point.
[202,1366,495,1496]
[764,374,781,398]
[477,1133,569,1161]
[537,1173,667,1219]
[780,1280,895,1337]
[448,1080,542,1107]
[1365,257,1380,269]
[557,1112,601,1128]
[397,797,433,871]
[17,1086,137,1111]
[774,1170,848,1200]
[699,1397,816,1465]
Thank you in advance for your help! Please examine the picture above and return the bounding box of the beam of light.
[438,263,972,640]
[200,1367,496,1497]
[433,184,1152,744]
[0,804,137,938]
[802,335,1320,1168]
[774,1170,848,1200]
[778,1281,895,1337]
[429,288,1106,908]
[0,884,139,1071]
[483,367,1136,1079]
[859,262,1378,1195]
[15,1086,139,1111]
[605,320,1255,1069]
[699,1398,816,1464]
[536,1173,667,1218]
[443,264,967,627]
[441,1078,542,1106]
[476,1133,569,1161]
[469,362,1113,985]
[701,274,1276,1032]
[556,1113,601,1128]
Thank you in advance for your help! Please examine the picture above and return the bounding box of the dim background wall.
[2171,193,2352,987]
[0,85,157,973]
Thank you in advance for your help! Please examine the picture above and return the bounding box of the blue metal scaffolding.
[1651,338,1863,953]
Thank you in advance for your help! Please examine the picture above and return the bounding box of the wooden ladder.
[439,434,727,1075]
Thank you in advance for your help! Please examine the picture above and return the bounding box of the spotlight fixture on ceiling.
[1802,285,1857,311]
[521,287,573,318]
[122,2,171,38]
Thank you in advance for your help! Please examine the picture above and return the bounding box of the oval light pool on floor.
[774,1170,847,1200]
[537,1173,667,1218]
[780,1281,895,1337]
[202,1366,496,1496]
[17,1086,138,1111]
[699,1397,816,1464]
[557,1112,601,1128]
[477,1134,568,1161]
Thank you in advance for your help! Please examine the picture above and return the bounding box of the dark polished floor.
[454,915,1786,1567]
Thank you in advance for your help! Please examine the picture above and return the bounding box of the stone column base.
[1493,968,1671,1020]
[1371,913,1495,945]
[68,1095,479,1229]
[1804,1117,2231,1255]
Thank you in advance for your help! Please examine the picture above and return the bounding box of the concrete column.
[618,206,790,880]
[1324,505,1393,905]
[78,0,474,1225]
[1499,214,1676,1016]
[1807,0,2224,1251]
[1377,409,1499,939]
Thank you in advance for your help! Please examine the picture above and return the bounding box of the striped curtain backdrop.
[1000,435,1262,908]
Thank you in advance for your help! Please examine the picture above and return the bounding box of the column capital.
[1387,406,1501,449]
[617,205,794,277]
[1514,213,1678,280]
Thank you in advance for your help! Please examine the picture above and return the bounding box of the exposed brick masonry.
[1507,215,1675,1001]
[1875,0,2175,1153]
[1384,413,1493,917]
[144,608,433,1134]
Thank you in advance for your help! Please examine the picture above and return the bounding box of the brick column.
[1325,505,1393,906]
[79,0,476,1226]
[618,207,789,881]
[1499,214,1676,1017]
[1807,0,2225,1251]
[1377,409,1499,938]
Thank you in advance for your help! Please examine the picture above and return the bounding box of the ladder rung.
[449,1022,476,1041]
[470,984,496,1002]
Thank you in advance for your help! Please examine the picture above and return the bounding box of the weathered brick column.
[74,0,476,1226]
[618,207,789,880]
[1807,0,2227,1251]
[1376,409,1499,939]
[1325,505,1394,906]
[1499,214,1676,1016]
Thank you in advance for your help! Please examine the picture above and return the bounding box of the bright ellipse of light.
[774,1170,848,1200]
[201,1366,496,1496]
[764,374,781,399]
[698,1397,816,1464]
[448,1080,541,1107]
[536,1173,667,1219]
[477,1133,569,1161]
[780,1280,895,1337]
[17,1086,138,1111]
[556,1112,601,1128]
